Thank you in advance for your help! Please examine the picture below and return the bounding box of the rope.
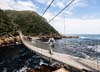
[38,0,55,25]
[96,45,99,71]
[48,0,75,23]
[64,15,66,48]
[37,0,55,56]
[41,0,55,17]
[38,0,74,63]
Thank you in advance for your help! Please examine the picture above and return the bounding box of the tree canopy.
[0,9,59,35]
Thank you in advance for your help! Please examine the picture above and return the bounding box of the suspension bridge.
[19,32,100,72]
[18,0,100,71]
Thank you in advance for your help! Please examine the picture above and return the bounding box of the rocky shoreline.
[62,35,79,38]
[0,35,21,47]
[38,33,79,42]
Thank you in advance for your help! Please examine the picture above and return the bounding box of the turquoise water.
[78,34,100,39]
[66,34,100,39]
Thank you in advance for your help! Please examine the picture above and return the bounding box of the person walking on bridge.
[48,35,56,55]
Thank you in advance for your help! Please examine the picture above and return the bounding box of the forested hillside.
[0,9,59,35]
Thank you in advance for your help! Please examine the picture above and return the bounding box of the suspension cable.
[48,0,75,23]
[38,0,55,25]
[38,0,55,22]
[64,15,66,48]
[96,45,100,71]
[39,0,55,57]
[41,0,55,17]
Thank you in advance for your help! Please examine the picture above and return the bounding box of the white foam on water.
[80,36,86,39]
[17,66,29,72]
[3,68,7,72]
[94,45,100,53]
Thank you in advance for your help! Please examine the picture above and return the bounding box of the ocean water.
[35,34,100,61]
[65,34,100,39]
[0,34,100,72]
[78,34,100,39]
[54,34,100,60]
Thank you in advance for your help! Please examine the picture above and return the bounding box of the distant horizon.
[61,33,100,35]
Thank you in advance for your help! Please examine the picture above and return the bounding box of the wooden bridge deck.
[20,32,100,72]
[53,68,70,72]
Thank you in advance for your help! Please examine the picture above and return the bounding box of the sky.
[0,0,100,34]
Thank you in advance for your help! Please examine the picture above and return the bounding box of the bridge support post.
[49,57,53,65]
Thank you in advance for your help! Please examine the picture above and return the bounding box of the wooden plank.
[53,68,70,72]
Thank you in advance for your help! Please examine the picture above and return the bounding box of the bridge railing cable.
[41,0,55,17]
[48,0,75,23]
[96,45,100,71]
[37,0,55,57]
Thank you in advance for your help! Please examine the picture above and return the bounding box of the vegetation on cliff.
[0,9,59,35]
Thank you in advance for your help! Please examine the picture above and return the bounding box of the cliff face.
[0,9,59,35]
